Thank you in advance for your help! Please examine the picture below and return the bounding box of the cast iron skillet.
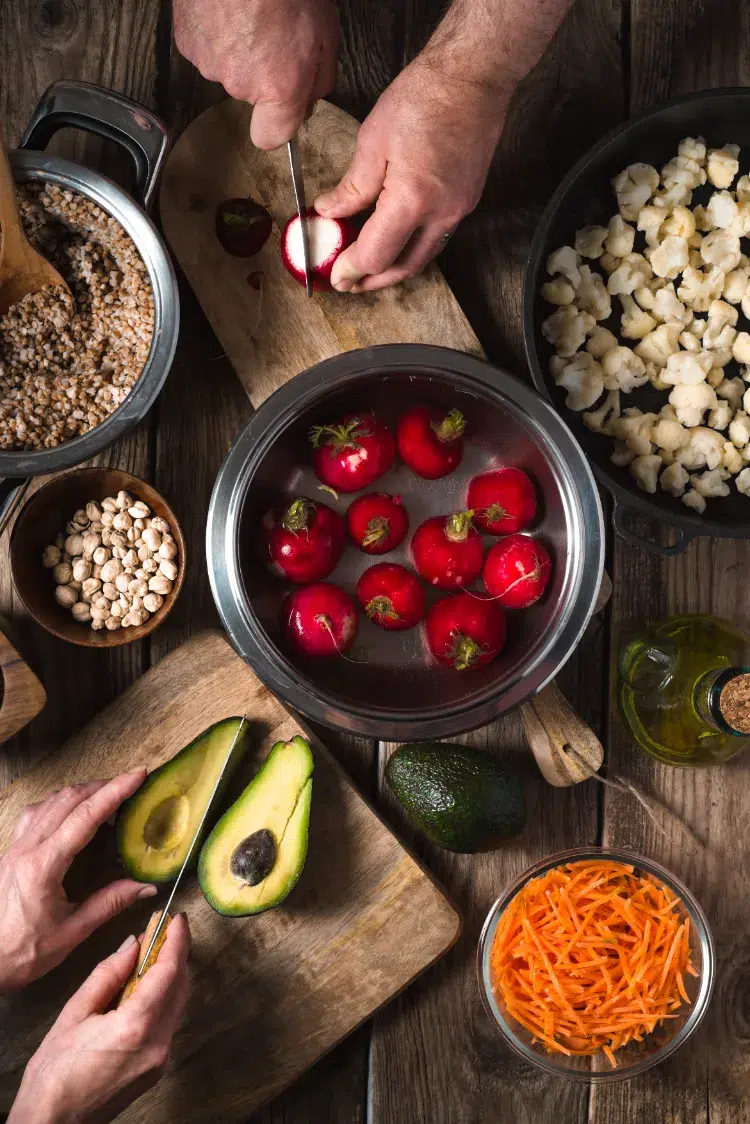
[524,88,750,556]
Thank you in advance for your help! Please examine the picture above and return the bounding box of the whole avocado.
[385,742,526,853]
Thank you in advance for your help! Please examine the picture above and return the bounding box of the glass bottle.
[618,614,750,766]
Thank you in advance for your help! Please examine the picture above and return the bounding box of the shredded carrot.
[490,861,697,1068]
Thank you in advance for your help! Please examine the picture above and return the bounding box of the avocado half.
[116,717,250,883]
[198,735,314,917]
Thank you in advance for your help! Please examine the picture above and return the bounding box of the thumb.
[251,93,311,151]
[314,142,386,218]
[55,936,140,1029]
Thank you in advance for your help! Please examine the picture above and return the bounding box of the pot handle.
[0,478,30,539]
[612,498,696,557]
[19,80,169,210]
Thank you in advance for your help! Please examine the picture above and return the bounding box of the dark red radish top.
[215,197,272,257]
[397,405,466,479]
[311,413,396,493]
[467,468,537,535]
[281,207,356,291]
[411,511,484,589]
[282,582,358,657]
[264,497,346,583]
[356,563,425,631]
[425,592,506,670]
[483,535,552,609]
[346,492,409,554]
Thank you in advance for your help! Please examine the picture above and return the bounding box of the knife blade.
[136,715,248,976]
[287,136,313,297]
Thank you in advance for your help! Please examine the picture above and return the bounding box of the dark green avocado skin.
[385,742,526,853]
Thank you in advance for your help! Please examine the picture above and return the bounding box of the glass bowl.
[477,846,715,1082]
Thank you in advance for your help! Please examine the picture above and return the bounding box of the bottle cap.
[717,671,750,734]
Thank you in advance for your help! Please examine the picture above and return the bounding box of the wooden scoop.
[0,124,71,314]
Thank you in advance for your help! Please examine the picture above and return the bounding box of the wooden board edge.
[0,630,46,745]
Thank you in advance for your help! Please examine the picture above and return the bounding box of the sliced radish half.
[280,207,356,291]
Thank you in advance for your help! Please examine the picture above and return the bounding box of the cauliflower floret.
[611,441,636,467]
[555,352,604,411]
[674,426,725,471]
[704,299,739,343]
[612,164,659,221]
[679,329,701,353]
[619,294,657,339]
[574,225,608,259]
[732,201,750,238]
[737,467,750,496]
[653,183,693,211]
[707,357,731,381]
[547,246,581,288]
[542,305,595,357]
[662,349,712,387]
[630,454,662,494]
[677,266,726,312]
[604,215,635,258]
[729,409,750,447]
[633,278,665,310]
[706,190,738,230]
[669,382,718,427]
[745,385,750,415]
[723,267,750,304]
[650,235,689,280]
[660,206,696,240]
[660,461,690,497]
[732,332,750,364]
[648,283,691,327]
[634,322,681,368]
[661,153,706,191]
[706,144,740,189]
[601,346,648,392]
[541,277,575,305]
[586,326,619,359]
[737,174,750,202]
[583,389,620,434]
[612,407,658,456]
[690,469,730,498]
[723,442,744,474]
[693,204,713,232]
[717,376,745,411]
[682,488,707,513]
[647,360,670,391]
[709,401,733,431]
[637,205,665,247]
[651,414,690,452]
[576,265,612,320]
[742,289,750,321]
[678,137,706,164]
[700,230,742,273]
[607,253,653,296]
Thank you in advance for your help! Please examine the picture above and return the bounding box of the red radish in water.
[396,405,466,479]
[356,563,425,630]
[411,511,483,589]
[310,413,396,493]
[264,497,345,583]
[346,492,408,554]
[467,468,537,534]
[281,207,356,291]
[282,582,358,657]
[483,535,552,609]
[426,592,506,670]
[215,197,272,257]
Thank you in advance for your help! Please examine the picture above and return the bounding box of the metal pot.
[0,80,179,534]
[208,345,604,740]
[524,87,750,556]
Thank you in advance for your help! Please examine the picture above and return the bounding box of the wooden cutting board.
[0,631,460,1122]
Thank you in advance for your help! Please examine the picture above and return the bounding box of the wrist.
[9,1064,69,1124]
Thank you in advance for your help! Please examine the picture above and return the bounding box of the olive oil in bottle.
[618,614,750,766]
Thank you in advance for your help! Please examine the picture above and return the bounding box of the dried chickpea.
[53,561,73,585]
[42,545,61,568]
[71,602,91,623]
[55,585,77,608]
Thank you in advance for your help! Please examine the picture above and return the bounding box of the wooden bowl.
[10,468,186,647]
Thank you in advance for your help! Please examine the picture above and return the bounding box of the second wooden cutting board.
[0,631,460,1123]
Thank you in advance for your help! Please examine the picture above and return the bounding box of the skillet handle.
[612,499,696,557]
[0,478,30,538]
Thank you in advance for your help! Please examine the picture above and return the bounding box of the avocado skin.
[385,742,526,853]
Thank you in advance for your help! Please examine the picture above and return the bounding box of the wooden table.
[2,1,749,1122]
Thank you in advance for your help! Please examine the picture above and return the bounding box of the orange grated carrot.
[489,860,697,1069]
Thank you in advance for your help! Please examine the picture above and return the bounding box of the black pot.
[524,87,750,556]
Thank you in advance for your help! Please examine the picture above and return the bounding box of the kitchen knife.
[287,136,313,297]
[136,715,248,977]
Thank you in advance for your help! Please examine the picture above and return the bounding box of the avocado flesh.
[385,742,526,853]
[117,717,249,883]
[198,735,314,917]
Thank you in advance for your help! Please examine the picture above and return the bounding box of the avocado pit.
[230,828,277,886]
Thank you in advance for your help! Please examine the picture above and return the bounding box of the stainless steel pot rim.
[0,151,179,477]
[208,345,605,740]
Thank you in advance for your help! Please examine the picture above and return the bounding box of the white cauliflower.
[707,358,731,382]
[723,442,744,474]
[633,278,665,311]
[576,265,612,320]
[700,230,742,273]
[661,206,696,240]
[587,326,619,359]
[647,360,670,391]
[675,426,725,470]
[601,346,648,392]
[678,266,726,312]
[732,332,750,364]
[723,267,750,303]
[745,386,750,415]
[661,349,712,387]
[709,401,733,431]
[619,294,657,339]
[661,461,690,497]
[607,253,653,296]
[737,467,750,496]
[706,190,738,229]
[650,235,689,280]
[732,201,750,238]
[706,144,740,189]
[653,183,693,212]
[729,410,750,447]
[583,389,620,434]
[649,283,691,326]
[574,225,608,259]
[689,248,705,270]
[555,352,605,411]
[669,382,718,427]
[717,376,745,411]
[634,323,681,368]
[651,414,690,452]
[679,329,701,353]
[604,215,635,257]
[737,174,750,202]
[661,153,706,191]
[542,305,595,357]
[547,246,582,288]
[678,136,707,164]
[693,204,713,232]
[630,454,663,493]
[690,469,730,498]
[704,299,739,346]
[612,163,659,221]
[542,278,575,305]
[742,288,750,321]
[612,407,658,456]
[599,253,621,275]
[611,441,636,467]
[682,488,707,513]
[637,205,665,246]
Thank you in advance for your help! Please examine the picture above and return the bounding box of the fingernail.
[314,195,331,214]
[118,934,137,952]
[331,260,363,288]
[333,280,353,293]
[137,885,158,899]
[126,767,146,776]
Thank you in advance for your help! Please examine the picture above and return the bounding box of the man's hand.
[8,915,191,1124]
[173,0,340,149]
[0,771,156,993]
[315,59,508,293]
